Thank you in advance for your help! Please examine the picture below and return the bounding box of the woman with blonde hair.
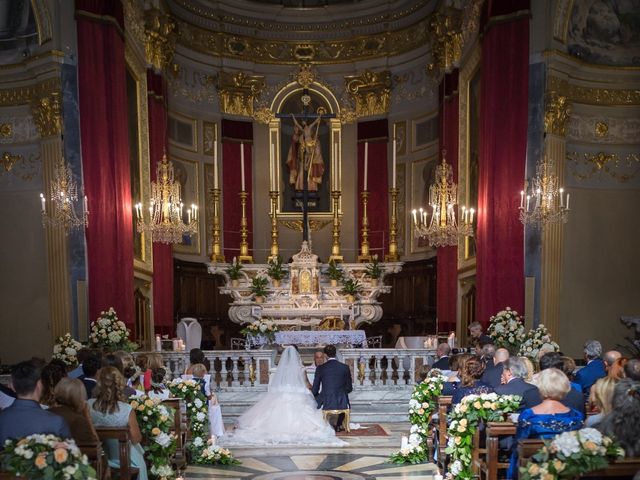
[586,376,616,427]
[49,377,99,444]
[88,367,148,480]
[518,356,536,383]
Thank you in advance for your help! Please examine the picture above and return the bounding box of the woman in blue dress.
[507,368,583,479]
[452,355,494,405]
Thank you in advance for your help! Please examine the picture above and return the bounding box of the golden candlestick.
[385,187,400,262]
[238,190,253,263]
[358,190,372,263]
[329,190,343,262]
[210,188,225,263]
[268,190,280,262]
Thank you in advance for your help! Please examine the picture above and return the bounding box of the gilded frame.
[168,112,198,152]
[125,45,152,274]
[171,155,201,255]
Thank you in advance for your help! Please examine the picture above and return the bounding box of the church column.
[32,91,72,339]
[475,1,530,324]
[540,91,571,340]
[76,0,135,325]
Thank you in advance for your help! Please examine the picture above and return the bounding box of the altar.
[246,330,367,348]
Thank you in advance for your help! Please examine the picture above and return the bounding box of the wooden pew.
[77,440,106,480]
[430,395,452,470]
[162,398,187,469]
[96,427,139,480]
[476,421,516,480]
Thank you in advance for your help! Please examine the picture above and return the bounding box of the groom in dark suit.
[312,344,353,431]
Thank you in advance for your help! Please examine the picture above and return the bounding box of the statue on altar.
[287,113,325,192]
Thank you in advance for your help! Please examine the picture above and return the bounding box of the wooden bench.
[475,421,516,480]
[430,395,452,470]
[162,398,187,469]
[77,440,106,480]
[95,427,139,480]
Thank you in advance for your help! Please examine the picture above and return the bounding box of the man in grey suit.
[312,345,353,431]
[495,357,541,410]
[0,361,70,444]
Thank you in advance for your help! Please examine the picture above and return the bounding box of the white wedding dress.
[219,346,346,446]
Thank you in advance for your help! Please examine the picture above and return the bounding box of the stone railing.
[147,347,435,391]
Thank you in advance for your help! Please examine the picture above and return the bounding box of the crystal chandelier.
[135,154,198,244]
[39,158,88,231]
[412,151,474,247]
[519,155,569,227]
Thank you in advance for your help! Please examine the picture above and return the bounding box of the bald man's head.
[603,350,622,369]
[494,348,510,364]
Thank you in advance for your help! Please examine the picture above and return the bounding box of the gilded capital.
[216,71,265,117]
[428,8,463,74]
[0,123,12,137]
[31,91,63,138]
[344,70,392,117]
[544,91,571,137]
[144,8,177,72]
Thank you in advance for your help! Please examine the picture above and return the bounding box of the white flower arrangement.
[194,440,239,465]
[168,378,209,456]
[89,307,136,351]
[518,323,560,359]
[240,320,279,341]
[487,307,526,353]
[52,333,84,368]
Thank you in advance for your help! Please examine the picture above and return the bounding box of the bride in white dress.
[219,346,346,446]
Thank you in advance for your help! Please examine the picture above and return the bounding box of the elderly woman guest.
[49,377,99,444]
[518,356,536,383]
[507,368,583,479]
[451,355,493,405]
[88,367,148,480]
[586,376,616,427]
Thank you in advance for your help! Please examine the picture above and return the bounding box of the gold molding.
[0,123,12,137]
[1,152,22,172]
[549,76,640,106]
[31,91,62,138]
[428,7,463,74]
[176,16,431,65]
[344,70,392,117]
[544,91,571,137]
[0,77,60,107]
[144,8,177,72]
[566,151,640,183]
[216,71,266,117]
[279,219,333,233]
[31,0,53,45]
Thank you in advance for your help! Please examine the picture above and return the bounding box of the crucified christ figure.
[287,113,325,192]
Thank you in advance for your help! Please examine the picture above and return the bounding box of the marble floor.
[184,423,439,480]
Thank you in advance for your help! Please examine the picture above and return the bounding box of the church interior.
[1,0,640,479]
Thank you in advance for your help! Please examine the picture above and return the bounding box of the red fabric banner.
[476,7,529,326]
[146,70,173,336]
[357,120,389,258]
[221,120,253,259]
[76,1,134,326]
[436,71,459,334]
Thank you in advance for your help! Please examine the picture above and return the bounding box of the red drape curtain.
[76,0,134,326]
[357,120,389,258]
[147,71,173,336]
[476,1,530,325]
[221,120,253,259]
[437,71,459,334]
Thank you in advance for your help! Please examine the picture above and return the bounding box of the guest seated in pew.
[597,379,640,457]
[185,348,211,374]
[574,340,607,399]
[432,343,451,370]
[147,367,170,401]
[507,368,583,479]
[452,355,494,405]
[518,356,536,383]
[538,352,586,418]
[107,351,138,398]
[585,376,616,427]
[441,354,465,396]
[79,350,102,398]
[88,367,148,480]
[134,354,151,393]
[0,360,71,444]
[495,357,541,410]
[0,382,16,410]
[482,348,509,389]
[480,343,497,368]
[624,358,640,381]
[49,377,100,444]
[40,360,67,407]
[560,355,582,393]
[608,357,629,381]
[603,350,622,373]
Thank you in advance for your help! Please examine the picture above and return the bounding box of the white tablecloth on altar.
[246,330,367,347]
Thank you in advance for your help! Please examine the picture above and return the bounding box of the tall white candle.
[520,191,524,209]
[412,209,417,224]
[213,140,219,189]
[155,335,162,352]
[526,195,530,211]
[40,193,45,212]
[240,142,245,191]
[364,142,369,191]
[566,193,570,210]
[334,142,338,191]
[392,125,397,188]
[271,143,276,191]
[559,188,564,207]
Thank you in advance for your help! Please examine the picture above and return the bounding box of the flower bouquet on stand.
[88,308,137,352]
[193,437,240,465]
[0,434,97,479]
[240,320,278,345]
[52,333,84,369]
[487,307,526,354]
[519,324,560,360]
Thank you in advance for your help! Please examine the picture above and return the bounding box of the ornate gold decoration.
[210,188,225,263]
[216,71,265,117]
[238,191,253,263]
[337,107,357,125]
[279,219,332,232]
[296,63,315,87]
[176,17,430,65]
[269,191,280,262]
[40,156,88,231]
[386,187,400,262]
[144,8,177,72]
[329,191,343,263]
[31,0,53,45]
[344,70,392,117]
[253,106,275,125]
[0,78,60,107]
[595,121,609,138]
[549,76,640,106]
[358,191,371,263]
[1,152,22,172]
[0,123,12,137]
[567,151,640,183]
[519,155,570,227]
[428,8,463,74]
[31,91,63,138]
[544,91,571,137]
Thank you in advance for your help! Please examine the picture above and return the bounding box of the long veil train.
[219,346,346,446]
